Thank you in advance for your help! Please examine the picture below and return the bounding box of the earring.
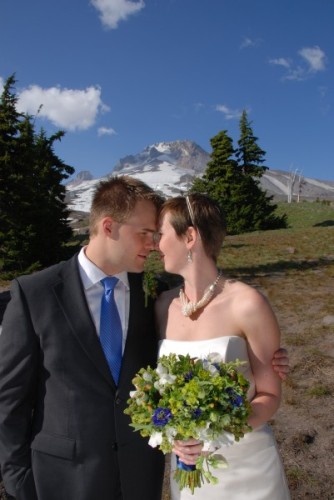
[187,250,192,263]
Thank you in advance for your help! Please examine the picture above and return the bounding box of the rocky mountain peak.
[113,140,209,174]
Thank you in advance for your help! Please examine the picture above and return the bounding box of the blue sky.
[1,0,333,181]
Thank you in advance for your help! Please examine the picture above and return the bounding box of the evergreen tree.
[191,116,287,235]
[0,75,75,273]
[191,130,245,231]
[236,110,267,177]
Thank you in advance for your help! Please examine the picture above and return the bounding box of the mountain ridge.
[66,141,334,213]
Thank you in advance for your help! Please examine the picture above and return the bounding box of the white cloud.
[91,0,145,29]
[0,77,4,93]
[299,46,326,72]
[240,37,261,49]
[215,104,242,120]
[270,46,327,81]
[98,126,117,136]
[269,57,291,69]
[284,66,306,82]
[17,84,109,131]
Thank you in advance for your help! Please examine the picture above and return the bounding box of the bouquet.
[124,352,252,494]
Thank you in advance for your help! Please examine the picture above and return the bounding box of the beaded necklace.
[179,271,222,317]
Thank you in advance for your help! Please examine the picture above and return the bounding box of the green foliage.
[0,75,75,273]
[191,112,287,235]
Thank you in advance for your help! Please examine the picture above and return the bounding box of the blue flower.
[192,408,202,419]
[213,362,221,372]
[226,388,244,407]
[152,407,173,426]
[184,371,194,381]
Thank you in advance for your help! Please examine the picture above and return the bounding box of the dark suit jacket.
[0,255,165,500]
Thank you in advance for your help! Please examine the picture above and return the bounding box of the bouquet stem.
[174,456,202,494]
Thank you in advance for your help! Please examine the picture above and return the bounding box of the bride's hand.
[173,438,203,465]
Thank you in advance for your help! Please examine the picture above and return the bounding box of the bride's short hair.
[160,193,226,262]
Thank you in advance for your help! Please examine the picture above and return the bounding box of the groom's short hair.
[89,175,164,235]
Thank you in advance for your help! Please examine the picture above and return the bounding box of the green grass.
[276,200,334,229]
[219,201,334,275]
[307,384,333,397]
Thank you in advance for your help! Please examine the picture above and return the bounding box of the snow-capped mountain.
[67,170,94,187]
[66,141,209,212]
[66,140,334,213]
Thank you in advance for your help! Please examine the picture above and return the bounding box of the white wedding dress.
[159,336,290,500]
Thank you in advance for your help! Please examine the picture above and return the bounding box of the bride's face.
[158,213,187,274]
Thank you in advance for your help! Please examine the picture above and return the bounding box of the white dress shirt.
[77,247,130,353]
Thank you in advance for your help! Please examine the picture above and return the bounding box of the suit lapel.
[52,255,116,389]
[118,273,158,397]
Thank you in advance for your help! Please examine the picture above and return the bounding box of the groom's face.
[112,199,158,273]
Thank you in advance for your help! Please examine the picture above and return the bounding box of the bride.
[155,194,290,500]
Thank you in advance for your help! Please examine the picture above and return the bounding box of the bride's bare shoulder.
[224,278,264,301]
[224,278,269,314]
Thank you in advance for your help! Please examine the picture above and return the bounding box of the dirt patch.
[1,263,334,499]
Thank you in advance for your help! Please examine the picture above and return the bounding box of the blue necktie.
[100,277,123,384]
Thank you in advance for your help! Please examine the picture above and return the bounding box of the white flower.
[153,380,163,391]
[166,426,178,443]
[196,424,211,443]
[148,431,163,448]
[208,363,220,376]
[206,352,223,363]
[156,362,177,385]
[142,371,152,382]
[202,353,223,375]
[202,432,235,452]
[156,362,167,376]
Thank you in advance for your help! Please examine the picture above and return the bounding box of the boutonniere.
[143,269,159,307]
[143,250,163,307]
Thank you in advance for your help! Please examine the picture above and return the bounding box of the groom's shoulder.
[16,254,78,288]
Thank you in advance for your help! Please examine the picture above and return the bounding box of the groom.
[0,175,289,500]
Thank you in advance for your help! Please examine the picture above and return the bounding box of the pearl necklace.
[179,271,222,317]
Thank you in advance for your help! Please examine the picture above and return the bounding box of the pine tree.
[0,75,75,273]
[236,110,267,177]
[191,116,287,235]
[191,130,245,231]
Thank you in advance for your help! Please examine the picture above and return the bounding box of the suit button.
[115,398,121,405]
[111,442,118,451]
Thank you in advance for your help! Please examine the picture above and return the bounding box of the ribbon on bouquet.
[176,455,196,472]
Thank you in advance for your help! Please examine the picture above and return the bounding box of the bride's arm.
[236,287,282,429]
